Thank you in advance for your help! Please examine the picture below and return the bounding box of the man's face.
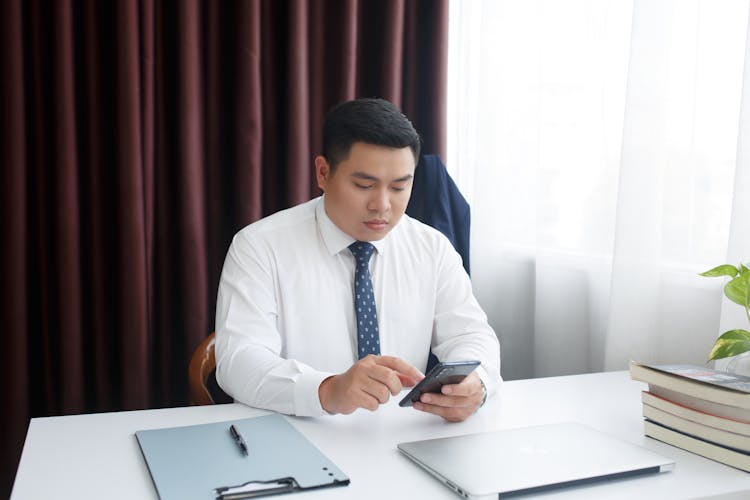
[315,142,416,242]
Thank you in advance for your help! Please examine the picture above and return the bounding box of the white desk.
[11,371,750,499]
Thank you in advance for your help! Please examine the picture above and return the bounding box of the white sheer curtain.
[448,0,750,380]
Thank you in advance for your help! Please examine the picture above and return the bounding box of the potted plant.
[700,263,750,370]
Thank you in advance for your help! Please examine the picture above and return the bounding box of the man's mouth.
[364,219,388,231]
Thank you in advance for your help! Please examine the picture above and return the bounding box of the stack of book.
[629,361,750,472]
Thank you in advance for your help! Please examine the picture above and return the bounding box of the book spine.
[630,363,750,410]
[644,420,750,473]
[643,405,750,452]
[642,391,750,435]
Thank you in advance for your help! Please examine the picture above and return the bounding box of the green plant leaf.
[707,329,750,361]
[699,264,739,278]
[737,265,750,310]
[724,274,749,307]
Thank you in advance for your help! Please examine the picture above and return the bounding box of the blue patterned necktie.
[349,241,380,358]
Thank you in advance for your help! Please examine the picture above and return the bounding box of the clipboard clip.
[215,477,299,500]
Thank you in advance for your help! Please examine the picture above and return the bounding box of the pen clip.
[230,425,249,456]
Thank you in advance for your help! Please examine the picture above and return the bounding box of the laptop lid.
[397,422,673,499]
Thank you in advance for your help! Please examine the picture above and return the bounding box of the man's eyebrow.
[392,174,414,183]
[351,172,380,181]
[350,172,414,183]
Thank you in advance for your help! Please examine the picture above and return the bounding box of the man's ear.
[315,156,330,191]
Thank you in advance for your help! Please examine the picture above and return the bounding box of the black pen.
[229,424,249,456]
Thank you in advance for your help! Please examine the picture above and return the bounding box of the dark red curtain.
[0,0,447,496]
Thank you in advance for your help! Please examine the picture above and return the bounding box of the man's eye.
[391,186,406,192]
[354,182,374,190]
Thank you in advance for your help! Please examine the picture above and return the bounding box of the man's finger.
[360,377,393,403]
[373,355,424,381]
[396,372,420,387]
[413,401,474,423]
[441,371,481,396]
[420,391,476,408]
[366,363,409,395]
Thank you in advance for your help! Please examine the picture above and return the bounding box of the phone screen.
[398,360,480,407]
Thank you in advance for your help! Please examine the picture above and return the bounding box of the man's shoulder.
[229,198,320,256]
[395,214,454,250]
[236,198,319,238]
[399,213,450,239]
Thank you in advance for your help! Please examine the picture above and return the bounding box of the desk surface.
[11,371,750,499]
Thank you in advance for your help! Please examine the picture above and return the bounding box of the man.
[215,98,501,422]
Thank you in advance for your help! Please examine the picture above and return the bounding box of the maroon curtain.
[0,0,447,495]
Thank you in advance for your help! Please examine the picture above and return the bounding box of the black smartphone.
[398,360,480,407]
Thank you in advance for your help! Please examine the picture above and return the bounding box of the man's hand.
[412,371,484,422]
[319,355,423,414]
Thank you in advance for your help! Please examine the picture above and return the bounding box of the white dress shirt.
[215,196,501,416]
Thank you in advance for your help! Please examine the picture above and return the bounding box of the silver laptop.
[397,422,674,499]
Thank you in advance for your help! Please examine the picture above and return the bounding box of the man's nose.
[368,188,390,213]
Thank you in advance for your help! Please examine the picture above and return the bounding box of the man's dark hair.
[322,98,421,169]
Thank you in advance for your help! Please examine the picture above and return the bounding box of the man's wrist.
[479,379,488,407]
[318,375,337,414]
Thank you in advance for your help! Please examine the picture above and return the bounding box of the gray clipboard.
[135,414,350,500]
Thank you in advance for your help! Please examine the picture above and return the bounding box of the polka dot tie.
[349,241,380,358]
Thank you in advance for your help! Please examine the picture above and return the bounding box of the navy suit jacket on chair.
[406,154,471,275]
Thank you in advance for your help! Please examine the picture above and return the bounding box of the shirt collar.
[315,195,387,256]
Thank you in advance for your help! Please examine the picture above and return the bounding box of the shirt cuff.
[294,370,336,416]
[474,365,499,398]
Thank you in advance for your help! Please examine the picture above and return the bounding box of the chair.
[188,332,231,405]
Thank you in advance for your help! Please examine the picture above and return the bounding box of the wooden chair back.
[188,332,218,405]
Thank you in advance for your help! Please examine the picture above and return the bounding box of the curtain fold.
[0,0,29,496]
[602,0,672,368]
[718,4,750,366]
[0,0,447,496]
